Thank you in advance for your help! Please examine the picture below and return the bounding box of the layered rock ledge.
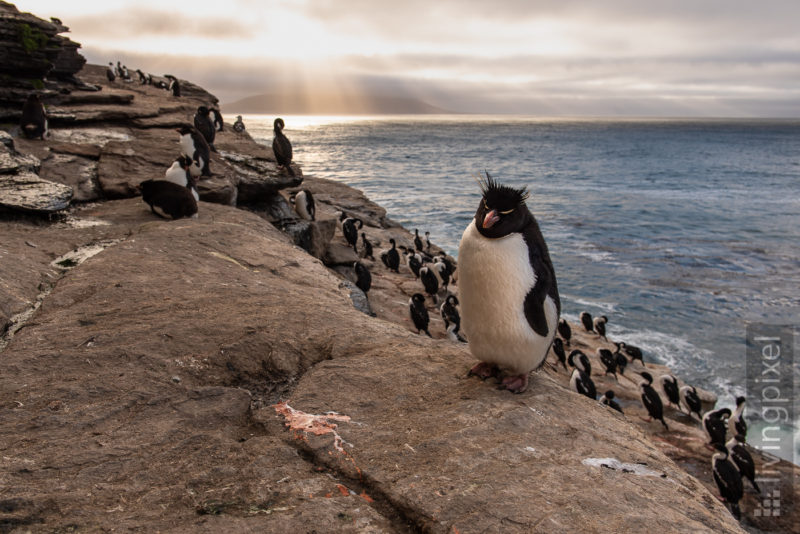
[1,4,798,533]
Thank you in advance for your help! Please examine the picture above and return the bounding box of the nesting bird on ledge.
[272,117,294,176]
[459,172,560,393]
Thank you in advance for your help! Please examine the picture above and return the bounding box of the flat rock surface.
[0,198,748,532]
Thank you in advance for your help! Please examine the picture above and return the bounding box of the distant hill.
[223,92,451,115]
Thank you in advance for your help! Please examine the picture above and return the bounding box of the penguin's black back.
[194,106,216,147]
[409,294,430,336]
[140,179,198,220]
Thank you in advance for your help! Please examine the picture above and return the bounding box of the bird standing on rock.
[272,117,294,176]
[557,319,571,344]
[638,371,668,430]
[342,217,363,252]
[360,233,374,260]
[414,229,424,251]
[712,444,744,520]
[440,295,466,342]
[176,125,211,177]
[419,265,439,303]
[729,396,748,439]
[354,261,371,295]
[704,407,732,449]
[459,172,560,393]
[659,374,681,409]
[551,337,567,370]
[194,106,217,152]
[409,293,431,337]
[680,384,703,419]
[381,238,400,273]
[600,390,624,413]
[293,189,315,221]
[580,311,593,332]
[726,434,760,494]
[593,316,607,339]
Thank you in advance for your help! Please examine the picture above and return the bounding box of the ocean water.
[238,114,800,463]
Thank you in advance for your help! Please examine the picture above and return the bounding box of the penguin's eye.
[499,208,515,215]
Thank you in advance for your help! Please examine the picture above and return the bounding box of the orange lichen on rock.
[274,401,352,453]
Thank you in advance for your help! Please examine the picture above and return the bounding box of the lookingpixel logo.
[746,324,795,522]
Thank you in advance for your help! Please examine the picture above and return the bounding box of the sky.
[16,0,800,116]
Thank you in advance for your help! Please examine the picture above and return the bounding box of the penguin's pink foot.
[500,373,529,394]
[468,362,499,380]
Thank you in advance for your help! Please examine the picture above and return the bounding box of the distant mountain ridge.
[223,92,450,115]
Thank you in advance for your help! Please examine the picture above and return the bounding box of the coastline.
[1,54,796,532]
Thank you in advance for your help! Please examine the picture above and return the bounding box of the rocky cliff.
[1,4,797,534]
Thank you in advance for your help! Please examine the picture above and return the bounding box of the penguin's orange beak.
[482,210,500,229]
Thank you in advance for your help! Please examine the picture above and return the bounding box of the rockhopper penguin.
[459,172,560,393]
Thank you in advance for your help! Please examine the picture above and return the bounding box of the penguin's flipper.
[522,253,553,337]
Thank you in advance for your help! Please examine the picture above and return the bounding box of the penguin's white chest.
[458,220,556,373]
[164,162,188,186]
[179,134,195,159]
[295,191,311,220]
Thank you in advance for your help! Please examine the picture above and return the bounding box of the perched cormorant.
[600,390,624,414]
[726,434,760,494]
[440,295,465,342]
[703,408,732,449]
[659,374,681,409]
[354,261,371,295]
[414,229,424,251]
[194,105,216,152]
[570,368,596,400]
[680,385,703,419]
[409,293,431,337]
[580,311,593,332]
[638,372,668,430]
[567,349,591,376]
[617,341,645,366]
[342,217,363,252]
[551,337,567,370]
[233,115,246,133]
[729,396,747,439]
[593,316,607,339]
[419,265,439,303]
[711,444,743,520]
[557,318,571,344]
[272,117,294,176]
[382,238,400,273]
[406,251,422,278]
[360,233,374,260]
[597,348,618,380]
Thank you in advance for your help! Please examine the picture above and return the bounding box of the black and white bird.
[440,295,465,342]
[568,349,591,376]
[726,434,760,493]
[597,348,618,380]
[163,155,199,201]
[659,374,681,409]
[20,93,47,140]
[580,311,593,332]
[272,117,294,176]
[293,189,315,221]
[381,238,400,272]
[419,264,439,303]
[729,396,747,439]
[342,217,363,252]
[194,106,216,152]
[613,344,628,377]
[414,229,424,251]
[638,372,668,430]
[406,250,422,278]
[106,62,116,82]
[360,233,374,260]
[425,231,432,252]
[233,115,245,133]
[617,341,645,366]
[139,179,198,220]
[354,261,371,295]
[557,319,571,345]
[593,316,607,339]
[599,390,624,414]
[169,76,180,97]
[409,293,431,337]
[703,407,732,449]
[136,69,146,84]
[680,384,703,419]
[551,337,567,370]
[570,367,596,400]
[711,444,744,521]
[433,257,451,290]
[459,172,560,393]
[176,125,211,177]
